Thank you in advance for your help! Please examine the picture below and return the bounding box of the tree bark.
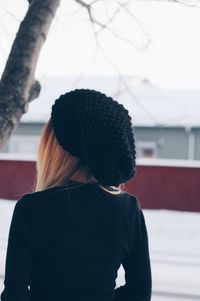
[0,0,60,149]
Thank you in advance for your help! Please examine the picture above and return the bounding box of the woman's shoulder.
[14,186,64,212]
[92,183,141,212]
[20,186,63,200]
[120,191,142,216]
[15,182,91,210]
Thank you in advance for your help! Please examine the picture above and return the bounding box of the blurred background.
[0,0,200,300]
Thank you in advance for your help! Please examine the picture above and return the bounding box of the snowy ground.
[0,199,200,301]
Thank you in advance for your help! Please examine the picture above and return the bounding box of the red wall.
[125,165,200,212]
[0,159,36,200]
[0,158,200,212]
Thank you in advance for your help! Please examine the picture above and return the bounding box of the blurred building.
[1,76,200,160]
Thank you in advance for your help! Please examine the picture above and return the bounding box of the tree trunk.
[0,0,60,149]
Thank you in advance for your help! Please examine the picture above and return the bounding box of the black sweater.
[1,180,152,301]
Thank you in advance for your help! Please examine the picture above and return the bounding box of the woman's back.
[1,181,151,301]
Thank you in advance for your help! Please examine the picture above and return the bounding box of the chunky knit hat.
[51,89,136,186]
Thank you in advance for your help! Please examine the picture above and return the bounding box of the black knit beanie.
[51,89,136,186]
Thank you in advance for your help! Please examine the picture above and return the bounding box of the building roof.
[20,76,200,127]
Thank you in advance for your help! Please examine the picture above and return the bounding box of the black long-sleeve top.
[1,180,152,301]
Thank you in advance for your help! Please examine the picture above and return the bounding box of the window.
[137,141,158,158]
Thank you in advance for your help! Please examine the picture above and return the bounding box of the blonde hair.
[35,118,124,193]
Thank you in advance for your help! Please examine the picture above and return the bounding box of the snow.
[0,153,36,162]
[0,199,200,300]
[19,76,200,128]
[137,158,200,168]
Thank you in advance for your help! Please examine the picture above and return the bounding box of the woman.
[1,89,152,301]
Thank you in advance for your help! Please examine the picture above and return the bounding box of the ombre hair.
[35,118,124,193]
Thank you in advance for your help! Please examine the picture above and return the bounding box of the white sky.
[1,0,200,88]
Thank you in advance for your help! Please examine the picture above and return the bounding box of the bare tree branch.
[28,80,41,102]
[0,0,61,149]
[74,0,151,51]
[152,0,200,7]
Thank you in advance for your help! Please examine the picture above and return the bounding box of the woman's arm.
[114,198,152,301]
[0,198,32,301]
